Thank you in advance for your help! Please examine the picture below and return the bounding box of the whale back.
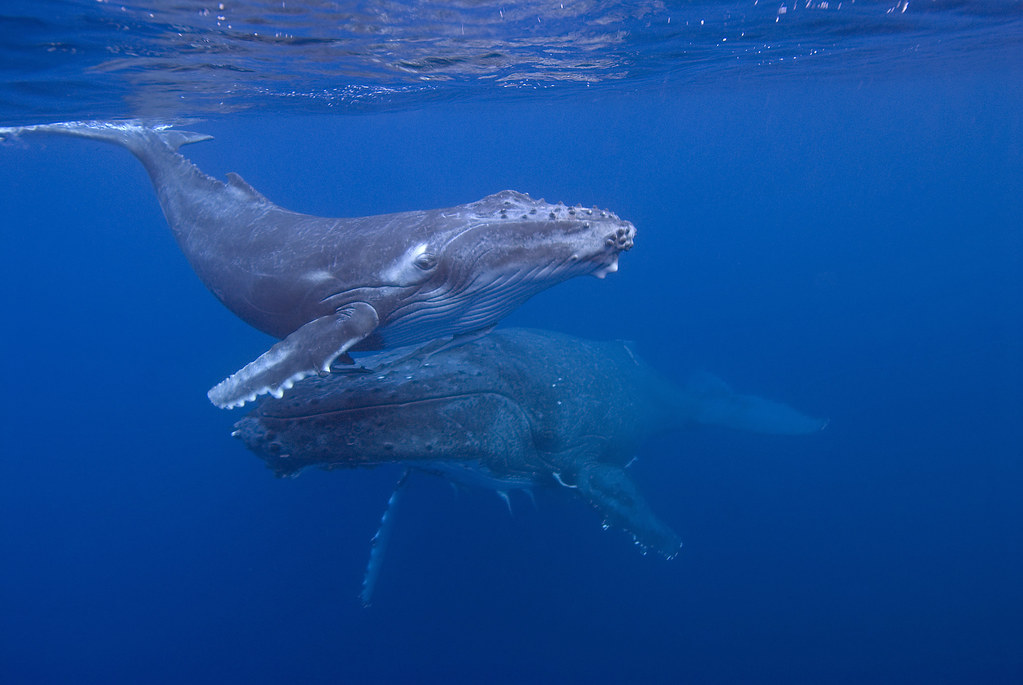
[233,329,674,476]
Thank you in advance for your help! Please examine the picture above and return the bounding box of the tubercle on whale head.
[474,190,635,236]
[602,222,636,252]
[463,190,637,279]
[569,216,634,279]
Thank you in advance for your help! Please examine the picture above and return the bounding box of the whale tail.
[677,372,829,435]
[0,120,219,215]
[0,119,212,154]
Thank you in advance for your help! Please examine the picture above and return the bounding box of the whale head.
[456,189,636,279]
[357,190,636,349]
[378,191,635,339]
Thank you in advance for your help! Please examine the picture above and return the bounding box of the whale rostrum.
[0,121,636,408]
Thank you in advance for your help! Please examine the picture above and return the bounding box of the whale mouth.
[586,220,633,278]
[592,256,619,279]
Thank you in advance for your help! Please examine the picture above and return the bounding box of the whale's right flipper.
[208,302,380,409]
[572,462,682,560]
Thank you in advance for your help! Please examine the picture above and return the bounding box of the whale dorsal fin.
[226,172,270,203]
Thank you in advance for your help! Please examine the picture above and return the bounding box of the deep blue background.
[1,67,1021,682]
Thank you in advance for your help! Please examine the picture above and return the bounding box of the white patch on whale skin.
[552,472,578,489]
[381,242,432,285]
[302,269,335,284]
[592,256,619,279]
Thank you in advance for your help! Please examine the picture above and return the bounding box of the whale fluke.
[680,372,829,435]
[0,119,212,153]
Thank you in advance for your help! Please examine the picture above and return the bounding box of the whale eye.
[413,253,438,271]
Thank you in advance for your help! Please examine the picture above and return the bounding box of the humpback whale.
[0,121,635,408]
[233,328,827,598]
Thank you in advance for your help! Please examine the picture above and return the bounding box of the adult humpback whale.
[234,328,827,598]
[0,121,635,408]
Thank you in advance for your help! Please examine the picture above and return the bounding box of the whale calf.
[0,121,635,408]
[234,328,827,575]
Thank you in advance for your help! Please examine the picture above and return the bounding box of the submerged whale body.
[235,328,827,566]
[0,121,635,408]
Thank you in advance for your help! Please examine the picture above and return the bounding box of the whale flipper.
[361,469,411,607]
[208,302,379,409]
[573,462,682,559]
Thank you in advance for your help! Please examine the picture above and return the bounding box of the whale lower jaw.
[592,256,619,279]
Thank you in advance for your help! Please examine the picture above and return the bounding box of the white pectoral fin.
[207,302,379,409]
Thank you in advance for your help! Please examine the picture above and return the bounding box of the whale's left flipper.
[208,302,379,409]
[361,469,411,607]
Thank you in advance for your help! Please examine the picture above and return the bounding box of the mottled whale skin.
[0,121,635,408]
[234,328,827,559]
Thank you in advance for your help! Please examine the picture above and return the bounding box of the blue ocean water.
[1,1,1021,683]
